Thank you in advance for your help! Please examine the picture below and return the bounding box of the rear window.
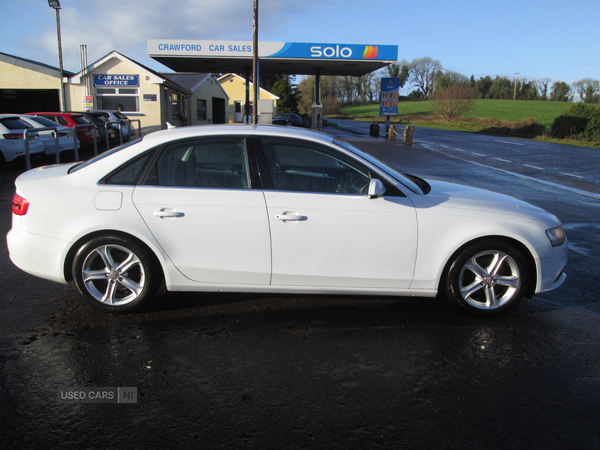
[71,116,91,125]
[113,111,128,120]
[68,138,142,173]
[29,117,60,128]
[84,115,105,125]
[0,117,30,130]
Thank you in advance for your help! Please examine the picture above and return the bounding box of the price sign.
[380,78,400,116]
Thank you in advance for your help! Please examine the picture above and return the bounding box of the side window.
[56,116,69,126]
[103,152,153,185]
[260,138,371,195]
[146,137,250,189]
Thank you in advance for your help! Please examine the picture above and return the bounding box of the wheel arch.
[438,235,538,299]
[63,229,165,283]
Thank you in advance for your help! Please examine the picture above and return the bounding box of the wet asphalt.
[1,129,599,449]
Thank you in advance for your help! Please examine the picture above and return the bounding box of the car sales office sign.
[93,74,140,87]
[380,77,399,116]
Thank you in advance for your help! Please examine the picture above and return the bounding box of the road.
[1,129,599,449]
[329,118,600,197]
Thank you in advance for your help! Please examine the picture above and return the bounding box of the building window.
[197,99,207,121]
[96,87,139,112]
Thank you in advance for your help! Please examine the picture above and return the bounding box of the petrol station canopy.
[148,40,398,77]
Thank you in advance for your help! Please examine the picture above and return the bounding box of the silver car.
[0,114,45,164]
[89,109,133,141]
[18,115,79,156]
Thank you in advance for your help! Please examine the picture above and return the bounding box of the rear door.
[133,136,272,285]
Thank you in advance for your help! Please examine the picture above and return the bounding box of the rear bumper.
[7,223,69,285]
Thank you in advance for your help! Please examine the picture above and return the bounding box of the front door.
[259,137,418,289]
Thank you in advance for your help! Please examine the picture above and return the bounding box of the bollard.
[403,125,415,145]
[388,124,397,141]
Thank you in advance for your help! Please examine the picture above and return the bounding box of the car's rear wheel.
[445,240,529,315]
[72,235,160,313]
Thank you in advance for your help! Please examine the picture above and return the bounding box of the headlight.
[546,225,566,247]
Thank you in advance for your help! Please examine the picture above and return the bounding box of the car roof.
[140,124,335,147]
[18,115,70,126]
[27,112,84,117]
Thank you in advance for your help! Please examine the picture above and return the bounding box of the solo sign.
[380,78,399,116]
[94,74,139,87]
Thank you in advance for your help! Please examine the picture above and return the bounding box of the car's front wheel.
[72,235,160,313]
[445,240,530,315]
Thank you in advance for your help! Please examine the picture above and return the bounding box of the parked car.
[272,113,303,127]
[25,112,100,148]
[89,109,133,141]
[74,111,118,148]
[7,125,567,315]
[18,115,79,156]
[0,114,45,164]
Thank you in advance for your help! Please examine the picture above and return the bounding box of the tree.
[550,82,573,102]
[409,57,442,99]
[437,71,470,91]
[297,76,315,113]
[430,83,475,120]
[488,76,513,99]
[517,80,538,100]
[340,76,356,105]
[270,76,300,113]
[297,75,342,114]
[573,78,600,103]
[474,75,493,99]
[385,60,410,88]
[535,78,551,101]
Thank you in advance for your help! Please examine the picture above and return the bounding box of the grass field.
[336,100,600,147]
[339,99,571,128]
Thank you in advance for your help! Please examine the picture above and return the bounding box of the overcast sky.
[2,0,599,87]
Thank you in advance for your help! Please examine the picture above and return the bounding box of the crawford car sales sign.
[93,74,140,87]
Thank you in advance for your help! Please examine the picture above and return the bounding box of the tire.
[72,235,161,313]
[445,240,530,316]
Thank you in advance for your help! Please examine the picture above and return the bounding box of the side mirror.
[368,178,386,199]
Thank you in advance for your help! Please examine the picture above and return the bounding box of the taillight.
[12,193,29,216]
[3,133,23,139]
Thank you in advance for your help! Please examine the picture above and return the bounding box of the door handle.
[153,208,185,218]
[275,212,307,222]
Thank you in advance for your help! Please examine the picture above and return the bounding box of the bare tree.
[430,84,475,120]
[573,78,600,103]
[409,57,442,99]
[535,78,551,100]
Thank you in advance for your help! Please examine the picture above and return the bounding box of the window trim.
[95,87,140,113]
[139,136,261,190]
[251,137,405,197]
[100,150,156,186]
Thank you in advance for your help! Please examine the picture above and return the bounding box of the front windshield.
[69,137,143,173]
[333,138,423,194]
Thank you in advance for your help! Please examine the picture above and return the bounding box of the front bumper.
[536,241,568,294]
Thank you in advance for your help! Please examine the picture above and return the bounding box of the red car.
[25,112,100,148]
